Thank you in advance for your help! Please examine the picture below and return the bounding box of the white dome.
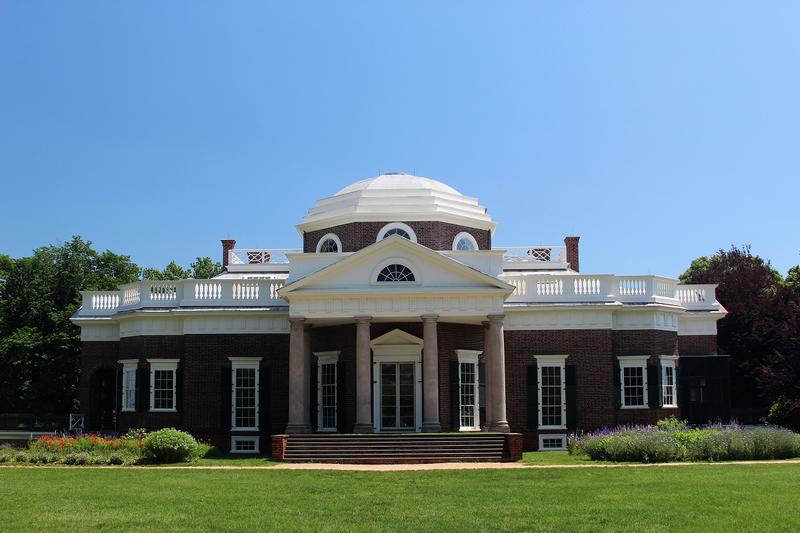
[298,173,496,234]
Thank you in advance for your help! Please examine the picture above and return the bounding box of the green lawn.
[522,451,602,465]
[2,464,800,531]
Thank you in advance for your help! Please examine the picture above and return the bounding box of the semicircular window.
[456,237,476,251]
[319,238,339,253]
[377,264,416,282]
[382,228,411,240]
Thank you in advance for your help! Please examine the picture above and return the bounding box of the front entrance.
[380,363,416,431]
[89,368,117,430]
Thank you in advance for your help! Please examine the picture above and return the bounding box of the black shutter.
[527,365,538,429]
[116,367,123,413]
[613,361,621,409]
[310,362,318,432]
[648,365,661,408]
[565,364,577,429]
[337,361,345,433]
[478,362,486,430]
[175,365,183,413]
[136,367,149,412]
[221,366,232,430]
[450,361,460,431]
[260,365,270,436]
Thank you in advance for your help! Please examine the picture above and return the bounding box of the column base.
[284,424,313,434]
[353,423,374,434]
[421,422,442,433]
[489,421,511,433]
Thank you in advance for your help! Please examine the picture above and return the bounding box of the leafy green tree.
[190,256,223,279]
[0,236,139,414]
[787,266,800,293]
[142,261,191,281]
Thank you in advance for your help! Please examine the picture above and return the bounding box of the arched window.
[377,222,417,243]
[315,233,342,253]
[377,264,416,282]
[453,232,478,251]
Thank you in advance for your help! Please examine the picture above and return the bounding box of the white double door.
[372,354,422,432]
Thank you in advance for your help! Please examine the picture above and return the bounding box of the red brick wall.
[79,341,120,426]
[612,330,678,357]
[303,221,491,253]
[678,335,717,355]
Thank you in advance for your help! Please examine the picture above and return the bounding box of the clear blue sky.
[1,2,798,278]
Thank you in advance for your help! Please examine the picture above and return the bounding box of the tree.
[680,245,787,410]
[787,266,800,293]
[142,261,191,281]
[0,236,140,414]
[142,257,221,280]
[190,257,224,279]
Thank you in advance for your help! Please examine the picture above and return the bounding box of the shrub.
[141,428,198,463]
[572,424,800,463]
[122,428,149,441]
[64,452,91,465]
[656,416,689,431]
[15,452,27,463]
[108,453,125,465]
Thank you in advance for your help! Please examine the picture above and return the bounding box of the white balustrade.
[676,284,717,310]
[496,246,567,264]
[228,249,301,266]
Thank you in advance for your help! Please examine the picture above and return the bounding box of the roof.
[297,172,497,235]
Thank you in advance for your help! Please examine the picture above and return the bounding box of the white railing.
[496,246,567,264]
[228,248,301,266]
[503,274,718,309]
[80,278,287,316]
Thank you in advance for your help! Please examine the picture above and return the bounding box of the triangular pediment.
[369,328,424,348]
[279,235,513,298]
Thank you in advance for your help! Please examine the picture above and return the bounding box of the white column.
[286,317,311,433]
[353,316,373,433]
[487,314,510,433]
[483,321,494,430]
[421,314,441,432]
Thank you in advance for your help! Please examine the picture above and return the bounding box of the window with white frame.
[231,436,260,454]
[119,359,138,412]
[539,434,567,451]
[452,232,478,251]
[661,356,678,407]
[536,355,568,429]
[376,222,417,243]
[315,351,340,432]
[230,358,261,431]
[456,350,481,431]
[148,359,178,412]
[618,357,649,408]
[315,233,341,253]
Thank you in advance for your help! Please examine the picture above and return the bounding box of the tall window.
[536,355,568,429]
[316,351,340,432]
[661,356,678,407]
[148,359,178,412]
[618,357,649,408]
[456,350,481,431]
[230,358,261,430]
[120,359,138,412]
[377,264,415,282]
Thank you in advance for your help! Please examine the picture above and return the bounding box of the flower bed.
[0,428,210,466]
[571,419,800,463]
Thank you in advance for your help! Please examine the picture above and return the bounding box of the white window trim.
[315,351,340,432]
[315,233,342,253]
[660,355,678,408]
[370,257,422,286]
[229,357,262,432]
[456,350,482,431]
[147,359,179,412]
[618,356,649,409]
[452,232,479,251]
[376,222,417,243]
[230,436,260,454]
[535,355,568,430]
[538,433,567,451]
[119,359,138,412]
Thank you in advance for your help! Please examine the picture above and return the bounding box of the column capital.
[421,314,439,323]
[354,315,372,324]
[487,314,505,324]
[289,316,306,324]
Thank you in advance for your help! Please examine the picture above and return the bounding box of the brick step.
[285,450,502,456]
[284,453,502,459]
[285,438,505,445]
[285,442,504,448]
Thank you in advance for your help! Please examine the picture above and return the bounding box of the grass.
[2,463,800,531]
[522,451,602,465]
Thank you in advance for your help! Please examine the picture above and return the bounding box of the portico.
[283,312,511,434]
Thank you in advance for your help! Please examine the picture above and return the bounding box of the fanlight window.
[382,228,411,240]
[377,264,416,282]
[456,237,476,251]
[319,239,338,253]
